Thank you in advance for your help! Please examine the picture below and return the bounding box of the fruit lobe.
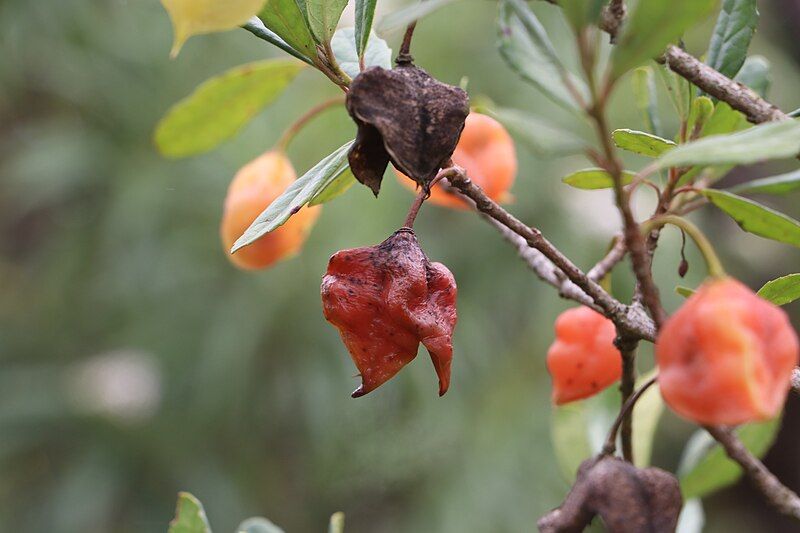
[547,306,622,405]
[221,151,320,270]
[321,229,457,397]
[395,113,517,209]
[656,277,799,425]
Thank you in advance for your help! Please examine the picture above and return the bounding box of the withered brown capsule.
[345,65,470,195]
[321,228,457,397]
[538,456,682,533]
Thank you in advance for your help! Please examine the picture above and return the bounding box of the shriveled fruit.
[395,113,517,209]
[321,229,457,397]
[346,64,469,195]
[547,306,622,405]
[656,277,799,425]
[221,151,320,270]
[538,456,682,533]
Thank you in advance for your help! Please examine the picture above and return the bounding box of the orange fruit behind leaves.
[656,278,799,425]
[221,151,321,270]
[395,113,517,209]
[547,306,622,405]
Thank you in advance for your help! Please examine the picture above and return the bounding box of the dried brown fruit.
[345,64,470,195]
[321,229,457,397]
[538,456,682,533]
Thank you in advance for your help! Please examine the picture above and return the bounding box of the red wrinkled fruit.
[321,229,457,397]
[547,307,622,405]
[656,277,799,425]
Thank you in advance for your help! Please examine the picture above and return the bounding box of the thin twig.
[446,169,656,341]
[403,169,449,228]
[587,235,626,282]
[615,338,638,462]
[275,97,346,151]
[602,374,658,456]
[705,425,800,520]
[396,22,417,65]
[583,75,666,328]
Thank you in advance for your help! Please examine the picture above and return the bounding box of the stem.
[396,22,417,65]
[403,167,451,228]
[705,426,800,521]
[641,215,726,278]
[274,97,346,152]
[584,86,666,327]
[602,374,658,456]
[615,338,638,462]
[446,169,657,341]
[323,41,352,86]
[587,234,627,282]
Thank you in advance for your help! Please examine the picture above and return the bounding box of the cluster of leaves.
[169,493,344,533]
[491,0,799,526]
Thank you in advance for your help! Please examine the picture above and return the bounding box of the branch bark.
[446,168,656,341]
[661,46,789,124]
[705,425,800,521]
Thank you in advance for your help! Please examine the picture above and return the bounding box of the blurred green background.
[2,0,800,531]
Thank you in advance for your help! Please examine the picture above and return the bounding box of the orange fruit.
[547,306,622,405]
[656,278,799,425]
[221,151,320,270]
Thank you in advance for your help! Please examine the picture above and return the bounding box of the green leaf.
[612,0,717,78]
[328,512,345,533]
[305,0,349,44]
[701,189,800,248]
[612,129,676,157]
[757,274,800,306]
[154,60,304,158]
[675,102,750,186]
[231,141,353,252]
[379,0,460,31]
[700,101,748,137]
[330,27,391,79]
[734,55,771,97]
[497,0,589,112]
[657,63,693,121]
[243,18,315,64]
[237,517,285,533]
[706,0,759,79]
[259,0,318,58]
[487,107,586,157]
[730,169,800,195]
[168,493,211,533]
[562,168,636,190]
[354,0,377,57]
[631,370,664,468]
[631,66,662,136]
[308,167,355,205]
[687,96,714,137]
[655,120,800,170]
[675,285,696,298]
[559,0,605,31]
[679,417,782,499]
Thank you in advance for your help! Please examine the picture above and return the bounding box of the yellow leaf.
[161,0,268,57]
